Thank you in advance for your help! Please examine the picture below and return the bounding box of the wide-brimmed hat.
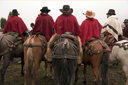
[12,9,20,16]
[106,9,116,15]
[40,6,51,13]
[60,5,73,15]
[123,19,128,23]
[83,10,95,18]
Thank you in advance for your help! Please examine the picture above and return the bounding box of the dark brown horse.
[52,38,78,85]
[24,34,53,85]
[76,40,111,85]
[0,34,24,85]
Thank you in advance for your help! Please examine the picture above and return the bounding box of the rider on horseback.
[45,5,83,64]
[101,9,123,44]
[123,19,128,38]
[79,10,102,48]
[3,9,29,40]
[32,6,54,41]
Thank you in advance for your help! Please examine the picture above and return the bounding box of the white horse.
[109,40,128,85]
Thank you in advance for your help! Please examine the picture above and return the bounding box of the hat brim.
[60,8,73,15]
[84,12,95,18]
[12,13,20,16]
[40,9,51,12]
[124,22,128,23]
[106,13,116,15]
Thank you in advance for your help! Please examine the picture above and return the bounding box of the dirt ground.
[0,58,126,85]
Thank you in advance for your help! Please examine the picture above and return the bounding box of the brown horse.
[76,40,111,85]
[24,34,53,85]
[0,34,25,85]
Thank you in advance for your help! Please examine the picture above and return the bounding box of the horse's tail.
[61,43,68,85]
[26,47,33,82]
[101,46,109,85]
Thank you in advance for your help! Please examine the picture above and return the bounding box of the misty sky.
[0,1,128,30]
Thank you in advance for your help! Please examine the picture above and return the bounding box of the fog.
[0,1,128,30]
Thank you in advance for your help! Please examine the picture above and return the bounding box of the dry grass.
[0,58,126,85]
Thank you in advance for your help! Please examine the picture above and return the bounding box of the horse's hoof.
[18,61,21,64]
[93,79,96,83]
[21,73,24,76]
[44,74,48,77]
[74,78,78,82]
[83,81,86,85]
[50,76,54,80]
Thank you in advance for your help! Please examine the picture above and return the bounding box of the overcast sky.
[0,1,128,30]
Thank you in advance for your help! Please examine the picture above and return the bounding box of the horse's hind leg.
[126,75,128,85]
[74,67,79,82]
[53,59,61,85]
[31,60,41,85]
[0,56,2,60]
[21,56,24,76]
[92,66,101,85]
[83,64,87,85]
[44,61,48,77]
[123,67,128,85]
[0,55,12,85]
[68,59,77,85]
[49,64,53,79]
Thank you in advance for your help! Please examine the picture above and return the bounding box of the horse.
[108,39,128,85]
[75,39,111,85]
[0,33,25,85]
[51,35,78,85]
[24,34,53,85]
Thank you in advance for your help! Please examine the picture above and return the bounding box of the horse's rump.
[24,35,47,46]
[24,35,47,55]
[52,38,78,59]
[84,40,111,56]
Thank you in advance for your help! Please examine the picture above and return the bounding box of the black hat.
[40,6,51,13]
[60,5,73,15]
[123,19,128,23]
[12,9,19,16]
[30,23,34,27]
[106,9,116,15]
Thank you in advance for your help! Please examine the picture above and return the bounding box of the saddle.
[110,41,128,50]
[6,31,23,41]
[23,34,47,49]
[84,40,111,56]
[61,34,74,41]
[52,38,78,59]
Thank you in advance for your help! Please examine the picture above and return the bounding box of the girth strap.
[23,44,42,47]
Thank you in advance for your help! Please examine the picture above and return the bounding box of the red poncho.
[3,16,28,38]
[32,13,54,41]
[53,14,80,36]
[79,18,102,46]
